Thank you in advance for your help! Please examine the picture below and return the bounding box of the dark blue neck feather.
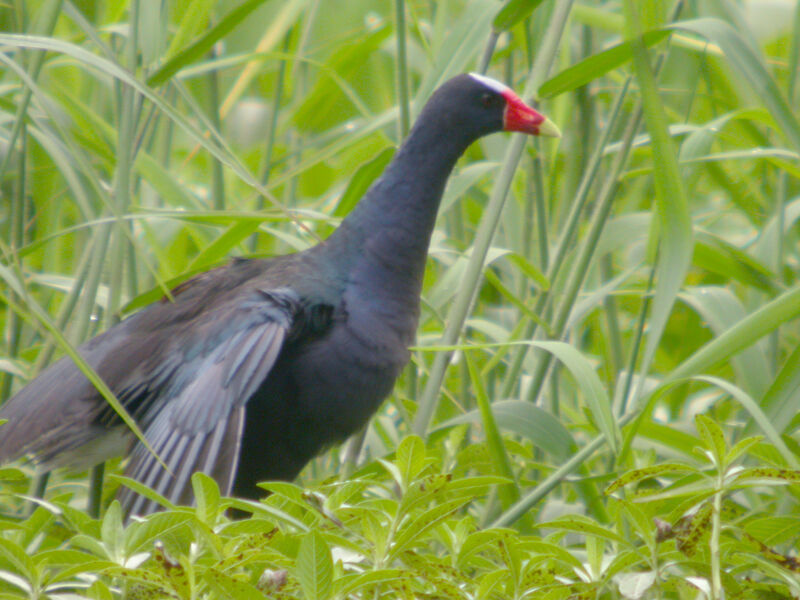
[322,114,477,302]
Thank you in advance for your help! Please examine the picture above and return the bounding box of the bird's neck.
[324,118,473,300]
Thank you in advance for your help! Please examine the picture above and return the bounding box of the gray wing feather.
[119,289,294,516]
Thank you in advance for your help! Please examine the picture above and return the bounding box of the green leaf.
[334,147,395,218]
[725,436,763,467]
[124,512,195,556]
[164,0,216,60]
[108,476,176,515]
[681,286,771,400]
[505,253,550,290]
[293,25,390,132]
[694,414,727,466]
[755,342,800,437]
[147,0,272,86]
[535,341,619,453]
[336,569,407,597]
[492,0,546,32]
[465,352,518,510]
[388,498,470,562]
[692,234,778,294]
[100,502,126,563]
[670,18,800,154]
[435,400,575,460]
[539,29,670,98]
[0,538,36,587]
[625,3,693,402]
[606,463,696,495]
[187,220,260,271]
[205,569,267,600]
[539,515,627,543]
[666,286,800,385]
[296,530,333,600]
[693,376,799,469]
[395,435,426,489]
[192,472,221,523]
[0,467,25,481]
[730,467,800,486]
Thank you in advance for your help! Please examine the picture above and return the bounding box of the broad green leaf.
[296,530,333,600]
[465,352,518,510]
[625,2,693,406]
[435,400,575,460]
[205,570,267,600]
[124,512,195,556]
[148,0,272,86]
[681,287,771,400]
[606,463,696,495]
[692,234,777,294]
[100,502,126,564]
[492,0,546,32]
[395,435,426,488]
[539,29,670,98]
[334,147,395,218]
[388,498,470,561]
[692,376,799,469]
[755,343,800,436]
[694,414,727,466]
[666,286,800,385]
[670,18,800,153]
[0,467,24,481]
[535,341,618,453]
[192,472,221,524]
[440,162,500,214]
[165,0,216,59]
[0,538,36,584]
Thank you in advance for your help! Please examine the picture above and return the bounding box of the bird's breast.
[288,297,414,437]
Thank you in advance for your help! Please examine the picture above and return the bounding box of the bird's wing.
[118,287,298,516]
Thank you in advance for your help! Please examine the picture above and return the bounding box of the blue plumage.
[0,73,557,514]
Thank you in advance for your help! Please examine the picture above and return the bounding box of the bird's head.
[420,72,560,142]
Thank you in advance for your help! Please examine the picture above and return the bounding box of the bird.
[0,72,559,516]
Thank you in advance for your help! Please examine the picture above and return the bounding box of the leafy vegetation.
[1,0,800,598]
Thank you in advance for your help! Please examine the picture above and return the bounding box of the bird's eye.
[481,93,494,108]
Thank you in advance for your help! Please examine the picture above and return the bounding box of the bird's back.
[0,256,297,469]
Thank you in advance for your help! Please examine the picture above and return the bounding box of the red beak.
[502,90,561,137]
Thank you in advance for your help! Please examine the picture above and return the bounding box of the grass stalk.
[208,42,226,211]
[492,411,637,527]
[394,0,410,139]
[526,97,644,405]
[499,78,630,400]
[1,128,26,401]
[0,0,63,183]
[413,0,574,436]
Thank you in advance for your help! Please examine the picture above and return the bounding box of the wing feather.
[119,289,294,516]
